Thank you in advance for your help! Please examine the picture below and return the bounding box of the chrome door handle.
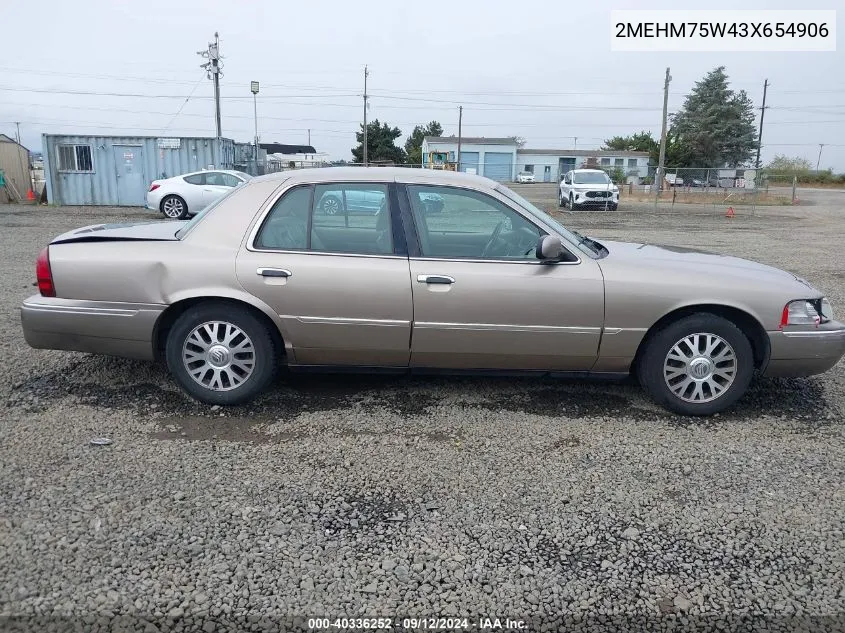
[257,268,292,278]
[417,274,455,285]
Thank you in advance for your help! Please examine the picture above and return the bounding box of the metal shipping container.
[0,134,32,202]
[43,134,236,206]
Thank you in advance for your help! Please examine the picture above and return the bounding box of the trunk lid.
[51,221,186,245]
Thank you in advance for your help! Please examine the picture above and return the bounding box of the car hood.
[570,183,615,189]
[51,220,187,244]
[597,239,820,293]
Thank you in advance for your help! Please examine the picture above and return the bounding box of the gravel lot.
[1,188,844,632]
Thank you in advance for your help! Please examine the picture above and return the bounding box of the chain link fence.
[613,167,800,215]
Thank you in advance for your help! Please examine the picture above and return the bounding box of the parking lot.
[2,185,844,632]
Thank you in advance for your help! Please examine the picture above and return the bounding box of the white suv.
[559,169,619,211]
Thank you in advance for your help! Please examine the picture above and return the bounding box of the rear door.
[236,181,412,367]
[399,183,604,370]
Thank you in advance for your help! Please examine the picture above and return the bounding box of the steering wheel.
[480,221,505,257]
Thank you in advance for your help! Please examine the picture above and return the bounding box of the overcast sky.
[1,0,842,169]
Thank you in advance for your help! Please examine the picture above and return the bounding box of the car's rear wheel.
[638,313,754,416]
[320,195,342,215]
[161,195,189,220]
[165,303,277,405]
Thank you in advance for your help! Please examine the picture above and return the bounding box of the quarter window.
[183,173,205,185]
[57,144,93,172]
[406,185,543,261]
[255,183,393,255]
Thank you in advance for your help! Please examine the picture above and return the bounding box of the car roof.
[571,169,607,173]
[176,169,244,178]
[249,166,499,190]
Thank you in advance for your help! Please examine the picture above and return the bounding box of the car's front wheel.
[165,303,278,405]
[559,191,566,208]
[569,194,579,211]
[638,313,754,416]
[161,195,189,220]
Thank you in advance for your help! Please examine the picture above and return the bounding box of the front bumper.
[763,322,845,377]
[573,190,619,206]
[20,295,165,361]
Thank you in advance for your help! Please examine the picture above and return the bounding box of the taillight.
[149,183,160,192]
[36,247,55,297]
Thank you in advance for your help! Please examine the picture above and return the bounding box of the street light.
[250,81,260,167]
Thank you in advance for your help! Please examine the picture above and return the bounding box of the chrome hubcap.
[163,198,184,218]
[182,321,255,391]
[663,332,737,403]
[323,198,340,215]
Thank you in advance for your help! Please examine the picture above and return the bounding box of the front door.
[401,183,604,370]
[202,172,239,206]
[544,165,552,182]
[112,145,146,206]
[236,182,412,367]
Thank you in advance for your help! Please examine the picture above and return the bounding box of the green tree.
[668,66,757,168]
[404,121,443,166]
[352,119,406,164]
[603,131,660,166]
[765,154,812,172]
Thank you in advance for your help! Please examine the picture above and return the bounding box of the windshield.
[175,186,239,239]
[573,172,611,185]
[494,184,595,255]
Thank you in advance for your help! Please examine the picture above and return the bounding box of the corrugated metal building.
[0,134,32,202]
[43,134,237,206]
[422,137,518,181]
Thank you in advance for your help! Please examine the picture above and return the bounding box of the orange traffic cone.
[725,206,735,218]
[26,189,35,201]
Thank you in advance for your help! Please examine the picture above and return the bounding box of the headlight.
[780,299,829,327]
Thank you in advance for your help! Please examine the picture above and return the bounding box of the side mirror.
[536,235,564,261]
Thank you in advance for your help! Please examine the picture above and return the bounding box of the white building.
[421,136,651,184]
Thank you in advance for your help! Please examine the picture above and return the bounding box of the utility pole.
[250,81,259,167]
[456,106,463,171]
[573,137,577,149]
[816,144,825,171]
[307,129,311,146]
[362,65,369,166]
[755,78,768,169]
[654,67,671,207]
[198,32,223,138]
[15,122,21,144]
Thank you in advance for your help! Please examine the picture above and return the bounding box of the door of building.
[112,145,146,206]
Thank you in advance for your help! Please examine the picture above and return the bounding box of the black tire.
[320,195,343,215]
[638,313,754,416]
[165,302,278,406]
[558,191,566,208]
[569,194,579,211]
[160,195,189,220]
[610,203,618,211]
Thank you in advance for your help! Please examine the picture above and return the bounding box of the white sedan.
[146,169,252,219]
[516,171,536,183]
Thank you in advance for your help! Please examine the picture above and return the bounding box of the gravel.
[1,194,845,632]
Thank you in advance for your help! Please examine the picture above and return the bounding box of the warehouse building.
[421,136,651,183]
[43,134,241,206]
